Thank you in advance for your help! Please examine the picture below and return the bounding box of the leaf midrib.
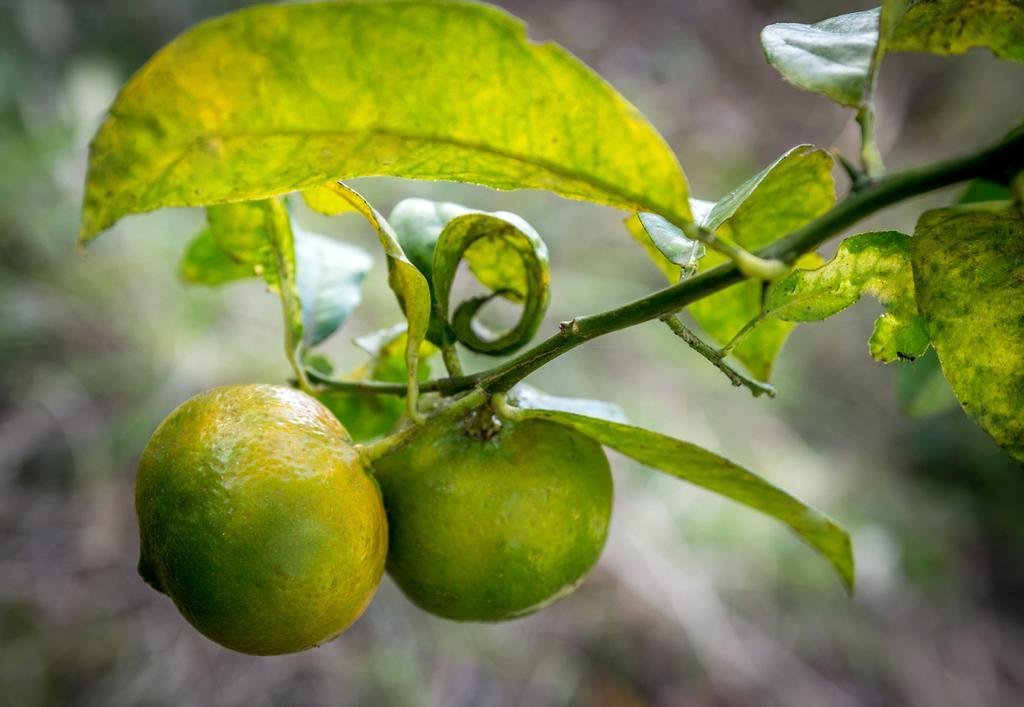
[132,125,687,224]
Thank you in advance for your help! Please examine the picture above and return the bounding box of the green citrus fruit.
[135,384,387,655]
[373,413,612,621]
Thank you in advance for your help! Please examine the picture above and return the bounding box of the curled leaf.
[389,198,550,356]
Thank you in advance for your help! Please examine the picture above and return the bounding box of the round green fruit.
[135,384,387,655]
[373,413,612,621]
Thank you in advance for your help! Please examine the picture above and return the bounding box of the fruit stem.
[678,220,789,281]
[361,388,489,464]
[490,392,525,421]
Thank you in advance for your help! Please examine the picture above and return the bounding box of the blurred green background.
[2,0,1023,705]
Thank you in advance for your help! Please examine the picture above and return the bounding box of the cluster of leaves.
[79,0,1024,591]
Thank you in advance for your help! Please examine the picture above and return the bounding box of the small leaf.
[206,197,372,345]
[316,327,436,443]
[889,0,1024,62]
[389,198,550,356]
[765,231,930,363]
[761,9,882,108]
[517,408,854,590]
[206,201,273,273]
[911,206,1024,465]
[688,146,835,380]
[293,227,373,347]
[699,146,835,233]
[304,183,431,414]
[178,228,254,286]
[761,1,910,117]
[626,212,706,279]
[509,384,628,424]
[79,1,690,244]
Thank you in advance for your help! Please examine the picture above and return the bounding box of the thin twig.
[661,315,775,398]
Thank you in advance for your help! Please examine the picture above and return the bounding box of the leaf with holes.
[765,231,930,363]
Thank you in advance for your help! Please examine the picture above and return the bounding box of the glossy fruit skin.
[136,384,387,656]
[374,415,612,622]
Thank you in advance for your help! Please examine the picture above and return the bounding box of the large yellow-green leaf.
[689,145,835,380]
[889,0,1024,62]
[512,407,854,591]
[766,231,930,363]
[911,205,1024,465]
[79,1,690,243]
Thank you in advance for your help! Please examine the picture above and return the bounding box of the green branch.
[312,129,1024,400]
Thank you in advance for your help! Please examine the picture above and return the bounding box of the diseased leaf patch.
[766,231,930,363]
[911,206,1024,465]
[889,0,1024,62]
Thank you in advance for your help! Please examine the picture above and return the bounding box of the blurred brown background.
[2,0,1023,705]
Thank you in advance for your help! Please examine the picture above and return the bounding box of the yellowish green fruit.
[374,413,612,621]
[136,384,387,655]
